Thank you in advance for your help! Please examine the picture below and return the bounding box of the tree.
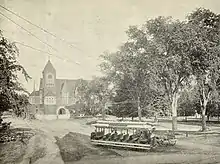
[13,93,30,117]
[88,77,111,119]
[100,17,194,127]
[143,17,193,130]
[187,8,220,131]
[74,79,90,114]
[178,87,201,118]
[100,9,220,131]
[0,31,30,116]
[100,26,170,121]
[73,77,110,118]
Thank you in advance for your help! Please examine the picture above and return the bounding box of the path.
[5,117,220,164]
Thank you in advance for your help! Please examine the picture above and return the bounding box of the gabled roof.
[30,91,40,96]
[43,60,55,73]
[56,79,80,97]
[45,91,56,96]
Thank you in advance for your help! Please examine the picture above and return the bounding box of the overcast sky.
[1,0,220,92]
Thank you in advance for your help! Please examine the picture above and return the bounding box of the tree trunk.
[218,108,220,122]
[201,106,207,131]
[207,114,210,121]
[171,92,179,131]
[217,104,219,123]
[137,96,142,122]
[102,105,106,120]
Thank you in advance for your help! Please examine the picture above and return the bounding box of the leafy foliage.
[73,77,110,116]
[186,8,220,130]
[0,31,30,115]
[100,8,220,131]
[100,22,176,120]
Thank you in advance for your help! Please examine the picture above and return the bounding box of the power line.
[0,4,83,52]
[1,34,80,65]
[0,6,95,64]
[0,11,58,52]
[14,41,80,65]
[0,11,82,65]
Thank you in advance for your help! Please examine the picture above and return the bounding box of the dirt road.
[73,153,219,164]
[5,117,220,164]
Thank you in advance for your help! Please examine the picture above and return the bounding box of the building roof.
[38,77,88,98]
[43,60,55,73]
[45,90,56,96]
[30,91,40,96]
[56,79,82,97]
[36,60,89,98]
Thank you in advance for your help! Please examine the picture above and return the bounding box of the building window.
[45,96,56,105]
[46,74,54,87]
[48,74,52,79]
[46,83,54,87]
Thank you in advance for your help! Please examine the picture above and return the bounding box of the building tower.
[42,60,57,114]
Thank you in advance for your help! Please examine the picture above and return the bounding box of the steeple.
[42,59,56,73]
[42,59,56,90]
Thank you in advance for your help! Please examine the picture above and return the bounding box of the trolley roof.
[93,120,156,129]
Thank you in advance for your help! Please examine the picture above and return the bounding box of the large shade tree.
[0,31,30,116]
[100,8,220,131]
[101,16,196,130]
[72,77,110,118]
[87,76,111,118]
[100,26,170,122]
[186,8,220,131]
[140,17,194,130]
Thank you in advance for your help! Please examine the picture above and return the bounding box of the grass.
[179,120,220,127]
[0,141,27,164]
[181,134,220,147]
[0,127,37,164]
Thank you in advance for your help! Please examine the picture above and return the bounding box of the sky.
[1,0,220,92]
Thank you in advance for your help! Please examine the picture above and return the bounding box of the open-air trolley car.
[90,121,177,151]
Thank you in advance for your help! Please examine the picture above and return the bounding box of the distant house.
[29,60,87,120]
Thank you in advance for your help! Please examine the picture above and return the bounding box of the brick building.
[29,60,85,120]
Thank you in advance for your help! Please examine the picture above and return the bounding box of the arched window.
[48,74,52,79]
[46,74,54,87]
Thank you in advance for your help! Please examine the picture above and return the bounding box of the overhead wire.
[14,41,80,65]
[0,4,83,52]
[0,12,80,65]
[0,11,58,52]
[0,5,96,62]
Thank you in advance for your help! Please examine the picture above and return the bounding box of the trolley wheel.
[150,137,159,149]
[168,139,176,146]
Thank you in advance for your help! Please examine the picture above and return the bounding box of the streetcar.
[90,121,176,151]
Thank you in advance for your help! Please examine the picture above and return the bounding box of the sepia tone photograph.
[0,0,220,163]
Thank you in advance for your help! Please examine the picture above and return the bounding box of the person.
[154,114,158,123]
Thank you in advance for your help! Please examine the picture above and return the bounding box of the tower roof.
[43,60,55,73]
